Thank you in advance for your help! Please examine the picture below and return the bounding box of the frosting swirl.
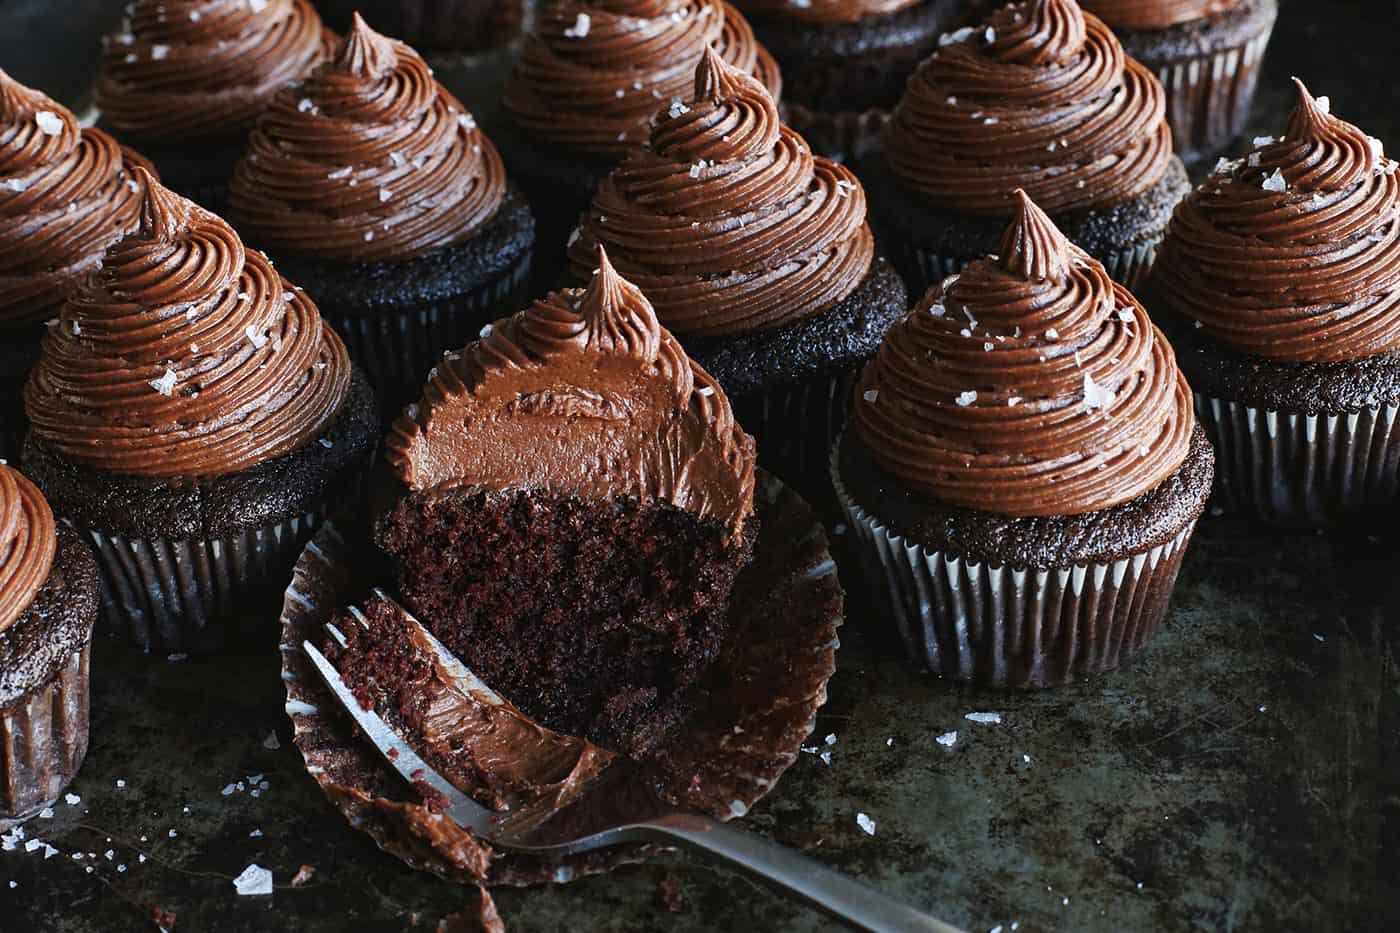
[506,0,782,159]
[96,0,329,142]
[853,191,1193,517]
[734,0,922,25]
[229,15,507,264]
[387,246,756,538]
[25,170,353,478]
[0,464,56,635]
[1153,81,1400,364]
[1080,0,1241,30]
[1,71,152,329]
[567,49,872,337]
[883,0,1173,216]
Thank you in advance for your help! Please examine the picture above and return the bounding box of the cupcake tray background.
[2,2,1398,930]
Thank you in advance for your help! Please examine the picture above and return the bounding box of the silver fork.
[303,606,964,933]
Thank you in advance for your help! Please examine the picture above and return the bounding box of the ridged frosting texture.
[568,50,872,337]
[96,0,329,142]
[1153,82,1400,364]
[734,0,922,25]
[0,465,56,635]
[853,191,1193,517]
[883,0,1173,216]
[1,71,151,329]
[25,171,353,479]
[386,247,757,538]
[506,0,781,158]
[1080,0,1241,30]
[229,15,507,264]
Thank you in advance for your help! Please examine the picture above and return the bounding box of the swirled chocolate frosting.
[567,49,872,337]
[734,0,921,25]
[1080,0,1240,30]
[25,170,353,479]
[386,246,756,538]
[883,0,1173,216]
[0,464,56,635]
[853,191,1193,517]
[1,71,152,329]
[229,15,507,264]
[96,0,330,142]
[1153,81,1400,364]
[505,0,782,159]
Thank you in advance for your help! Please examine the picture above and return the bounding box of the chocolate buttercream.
[386,246,756,538]
[505,0,782,159]
[0,465,56,635]
[1081,0,1240,30]
[735,0,921,25]
[229,15,507,264]
[568,50,873,338]
[96,0,329,142]
[1152,81,1400,364]
[853,191,1193,517]
[0,71,152,329]
[24,170,353,479]
[883,0,1173,216]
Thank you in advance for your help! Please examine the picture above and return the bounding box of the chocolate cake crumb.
[657,873,685,913]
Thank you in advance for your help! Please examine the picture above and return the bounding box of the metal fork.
[303,603,964,933]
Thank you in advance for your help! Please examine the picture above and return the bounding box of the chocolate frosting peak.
[733,0,921,26]
[853,194,1193,517]
[0,464,56,635]
[1152,84,1400,364]
[993,0,1086,66]
[338,12,397,77]
[386,247,756,537]
[1081,0,1240,30]
[25,168,354,478]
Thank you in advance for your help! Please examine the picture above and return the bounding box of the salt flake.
[233,863,274,896]
[936,730,958,748]
[855,813,876,836]
[955,390,977,407]
[965,711,1001,725]
[563,12,591,37]
[1083,373,1115,410]
[35,111,64,135]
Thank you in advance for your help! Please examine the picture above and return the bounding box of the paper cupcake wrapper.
[832,444,1196,687]
[1148,25,1275,163]
[1194,393,1400,526]
[730,368,857,504]
[783,102,889,163]
[894,232,1160,298]
[0,642,91,827]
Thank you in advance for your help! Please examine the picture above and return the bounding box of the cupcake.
[228,15,535,412]
[379,246,758,756]
[94,0,332,210]
[1081,1,1279,162]
[0,463,99,827]
[568,50,907,493]
[21,170,380,653]
[833,191,1213,686]
[1149,81,1400,527]
[311,0,527,58]
[863,0,1191,294]
[0,71,152,462]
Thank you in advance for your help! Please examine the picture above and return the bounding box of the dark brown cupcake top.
[734,0,921,25]
[568,50,872,338]
[96,0,330,142]
[229,15,507,264]
[25,170,353,479]
[1080,0,1241,29]
[1153,81,1400,364]
[853,191,1193,517]
[883,0,1172,216]
[0,464,55,634]
[386,246,756,539]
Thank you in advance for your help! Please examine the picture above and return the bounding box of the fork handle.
[634,812,964,933]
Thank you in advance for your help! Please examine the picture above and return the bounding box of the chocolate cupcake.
[378,247,758,756]
[21,171,379,653]
[568,50,907,494]
[0,71,151,462]
[833,191,1213,687]
[228,16,535,412]
[1081,1,1278,162]
[95,0,332,210]
[863,0,1191,294]
[1149,82,1400,527]
[0,464,99,827]
[311,0,527,58]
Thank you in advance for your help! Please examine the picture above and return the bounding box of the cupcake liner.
[1147,23,1275,163]
[832,443,1197,687]
[0,642,91,828]
[730,368,857,504]
[783,102,890,163]
[893,233,1160,297]
[1194,393,1400,526]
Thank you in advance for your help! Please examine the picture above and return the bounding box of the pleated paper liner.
[730,369,858,508]
[0,643,91,829]
[280,471,843,886]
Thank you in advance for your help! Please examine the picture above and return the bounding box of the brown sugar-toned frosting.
[96,0,329,142]
[229,15,507,265]
[734,0,921,25]
[0,464,56,635]
[853,191,1193,517]
[568,50,872,338]
[883,0,1173,216]
[1,71,152,329]
[24,169,353,479]
[1153,82,1400,364]
[1080,0,1240,30]
[506,0,782,159]
[386,246,757,538]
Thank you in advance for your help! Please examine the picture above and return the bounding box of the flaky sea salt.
[863,389,878,403]
[149,368,178,397]
[955,391,977,407]
[856,813,876,836]
[563,12,591,37]
[233,863,273,896]
[245,325,268,349]
[1261,168,1287,192]
[965,712,1001,724]
[35,111,64,135]
[151,44,169,60]
[1082,373,1115,410]
[936,731,958,748]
